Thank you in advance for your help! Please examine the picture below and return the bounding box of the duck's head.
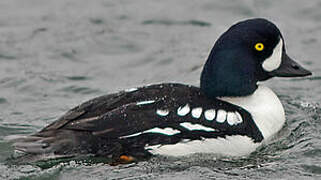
[200,18,312,98]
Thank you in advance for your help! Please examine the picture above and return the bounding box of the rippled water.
[0,0,320,179]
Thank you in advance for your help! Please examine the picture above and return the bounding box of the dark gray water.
[0,0,320,179]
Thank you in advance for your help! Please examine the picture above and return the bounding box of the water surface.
[0,0,320,179]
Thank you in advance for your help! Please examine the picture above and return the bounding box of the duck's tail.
[5,130,90,158]
[6,130,119,158]
[4,133,75,165]
[7,135,55,154]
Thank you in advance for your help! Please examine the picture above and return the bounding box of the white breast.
[220,85,285,140]
[144,85,285,157]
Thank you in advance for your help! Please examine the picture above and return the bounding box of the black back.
[33,83,263,157]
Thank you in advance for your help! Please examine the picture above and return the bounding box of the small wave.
[142,19,211,27]
[59,85,101,95]
[0,54,16,60]
[0,98,8,104]
[65,76,91,81]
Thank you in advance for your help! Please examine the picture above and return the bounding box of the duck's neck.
[200,48,258,98]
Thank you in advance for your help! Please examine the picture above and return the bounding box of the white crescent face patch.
[262,38,283,72]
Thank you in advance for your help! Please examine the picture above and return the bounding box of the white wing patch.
[235,112,243,123]
[136,100,155,105]
[124,87,138,92]
[191,107,203,118]
[144,127,180,135]
[177,104,190,116]
[216,109,227,123]
[262,38,283,72]
[119,132,143,139]
[156,109,169,116]
[180,122,216,132]
[120,127,180,139]
[226,112,243,125]
[204,109,216,121]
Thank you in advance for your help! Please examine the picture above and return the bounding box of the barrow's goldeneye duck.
[11,18,311,163]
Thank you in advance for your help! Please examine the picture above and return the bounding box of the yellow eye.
[254,43,264,51]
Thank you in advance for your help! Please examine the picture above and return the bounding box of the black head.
[200,18,311,98]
